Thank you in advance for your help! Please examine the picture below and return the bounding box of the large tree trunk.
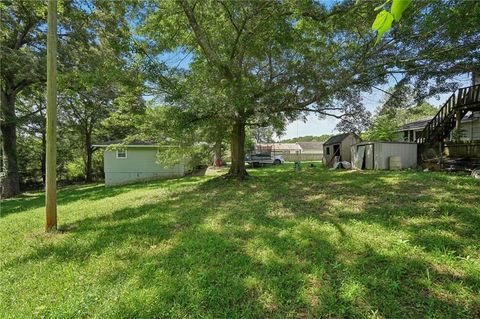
[1,91,21,198]
[84,129,93,182]
[227,118,248,179]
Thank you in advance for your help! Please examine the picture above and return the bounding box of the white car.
[245,153,285,167]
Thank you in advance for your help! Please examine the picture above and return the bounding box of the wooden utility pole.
[45,0,57,231]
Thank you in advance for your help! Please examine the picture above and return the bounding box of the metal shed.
[350,142,418,170]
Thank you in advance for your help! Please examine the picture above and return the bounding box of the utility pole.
[45,0,57,231]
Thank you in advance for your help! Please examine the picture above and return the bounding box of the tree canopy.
[137,0,401,178]
[1,0,479,194]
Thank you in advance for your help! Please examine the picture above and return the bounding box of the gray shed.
[350,142,418,170]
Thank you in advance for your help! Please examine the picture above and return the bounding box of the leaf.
[391,0,412,21]
[372,10,394,44]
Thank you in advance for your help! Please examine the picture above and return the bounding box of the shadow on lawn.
[6,166,480,318]
[0,177,194,218]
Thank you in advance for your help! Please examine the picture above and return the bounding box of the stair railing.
[417,84,480,144]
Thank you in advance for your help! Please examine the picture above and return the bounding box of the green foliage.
[244,135,256,154]
[365,94,438,142]
[2,166,479,317]
[395,102,438,125]
[362,115,399,141]
[4,0,479,187]
[1,0,140,187]
[372,0,412,43]
[390,0,412,21]
[139,0,393,176]
[372,10,394,44]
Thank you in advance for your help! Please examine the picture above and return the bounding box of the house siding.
[103,147,185,186]
[458,117,480,141]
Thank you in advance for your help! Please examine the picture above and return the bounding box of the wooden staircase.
[417,84,480,144]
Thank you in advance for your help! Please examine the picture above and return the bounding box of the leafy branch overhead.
[372,0,412,43]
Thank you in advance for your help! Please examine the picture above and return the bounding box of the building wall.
[351,142,417,170]
[373,143,418,169]
[340,134,359,162]
[323,145,333,165]
[395,129,422,142]
[457,117,480,141]
[323,133,360,166]
[103,147,185,186]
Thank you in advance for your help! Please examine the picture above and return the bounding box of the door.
[333,144,340,158]
[354,145,365,169]
[365,144,373,169]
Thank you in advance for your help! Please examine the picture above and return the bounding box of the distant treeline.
[281,135,332,143]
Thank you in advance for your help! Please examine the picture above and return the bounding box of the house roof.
[324,133,355,145]
[93,140,160,148]
[397,112,478,131]
[297,142,324,150]
[397,117,434,131]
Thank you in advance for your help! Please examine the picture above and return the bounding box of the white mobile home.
[351,142,418,170]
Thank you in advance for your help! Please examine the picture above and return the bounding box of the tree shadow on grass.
[0,176,203,218]
[3,165,480,318]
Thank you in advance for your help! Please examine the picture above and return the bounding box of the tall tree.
[1,0,137,192]
[141,0,390,178]
[0,0,97,196]
[59,47,118,182]
[0,0,47,197]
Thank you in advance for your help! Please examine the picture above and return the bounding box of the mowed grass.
[1,164,479,319]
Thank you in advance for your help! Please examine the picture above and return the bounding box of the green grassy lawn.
[1,164,479,318]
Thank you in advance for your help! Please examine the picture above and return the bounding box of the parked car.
[245,153,285,167]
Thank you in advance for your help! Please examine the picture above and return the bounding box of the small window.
[116,149,127,159]
[326,147,330,155]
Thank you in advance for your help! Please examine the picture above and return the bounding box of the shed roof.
[324,133,355,145]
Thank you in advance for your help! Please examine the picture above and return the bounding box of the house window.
[326,147,330,155]
[116,149,127,159]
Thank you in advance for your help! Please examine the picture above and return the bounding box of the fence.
[224,153,323,162]
[443,141,480,157]
[419,141,480,160]
[281,153,323,162]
